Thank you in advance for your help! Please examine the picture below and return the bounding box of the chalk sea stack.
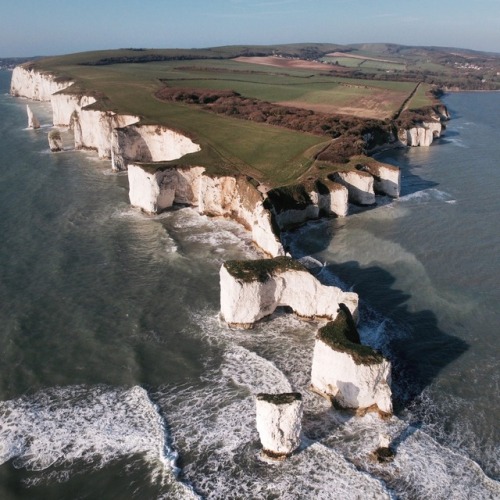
[256,392,303,459]
[310,305,393,415]
[220,257,358,329]
[48,129,63,152]
[26,105,40,129]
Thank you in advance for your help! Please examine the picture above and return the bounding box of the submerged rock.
[371,435,395,463]
[310,305,393,415]
[220,257,358,328]
[256,392,302,459]
[26,105,40,129]
[48,129,63,152]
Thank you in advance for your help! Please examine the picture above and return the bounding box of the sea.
[0,68,498,499]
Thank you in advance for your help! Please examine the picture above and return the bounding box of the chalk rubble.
[256,393,303,458]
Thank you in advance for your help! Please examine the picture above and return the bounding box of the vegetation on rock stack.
[224,257,306,283]
[264,184,313,213]
[318,305,384,365]
[256,393,302,405]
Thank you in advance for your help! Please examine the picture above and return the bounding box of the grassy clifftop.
[24,42,493,186]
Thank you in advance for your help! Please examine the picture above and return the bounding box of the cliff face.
[128,164,284,256]
[311,336,392,414]
[51,92,140,158]
[11,65,280,255]
[356,162,401,198]
[12,67,200,168]
[219,258,358,328]
[51,93,97,126]
[331,170,376,206]
[10,66,73,101]
[399,120,443,147]
[112,125,201,171]
[264,181,349,233]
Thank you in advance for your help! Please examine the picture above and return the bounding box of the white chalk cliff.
[356,162,401,198]
[128,164,284,257]
[11,65,198,168]
[255,393,302,458]
[265,181,348,232]
[11,66,73,101]
[310,310,392,414]
[112,125,200,171]
[220,257,358,328]
[50,91,140,158]
[314,179,349,217]
[331,170,376,205]
[399,121,443,147]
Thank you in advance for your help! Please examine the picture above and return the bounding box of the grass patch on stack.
[318,307,384,365]
[224,256,306,283]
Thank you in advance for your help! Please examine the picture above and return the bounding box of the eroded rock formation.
[331,170,376,205]
[220,257,358,328]
[48,129,63,152]
[256,393,302,459]
[355,162,401,198]
[310,306,392,415]
[128,164,284,257]
[26,105,40,129]
[399,121,443,147]
[265,181,348,232]
[11,66,73,101]
[112,124,200,171]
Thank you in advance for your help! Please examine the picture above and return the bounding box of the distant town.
[0,57,36,70]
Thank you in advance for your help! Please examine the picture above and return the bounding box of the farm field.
[29,42,498,186]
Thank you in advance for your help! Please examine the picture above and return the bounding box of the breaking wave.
[0,385,196,496]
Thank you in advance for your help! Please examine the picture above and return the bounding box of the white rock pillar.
[48,130,63,152]
[255,393,302,459]
[310,305,393,415]
[27,105,40,129]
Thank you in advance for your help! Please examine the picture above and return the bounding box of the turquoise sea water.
[0,69,498,499]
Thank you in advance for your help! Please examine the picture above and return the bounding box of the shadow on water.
[305,259,469,412]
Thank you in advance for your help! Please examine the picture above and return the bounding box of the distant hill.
[26,42,500,91]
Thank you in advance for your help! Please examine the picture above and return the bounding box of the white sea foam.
[102,168,128,176]
[158,301,500,499]
[159,336,392,499]
[0,385,195,496]
[398,188,455,204]
[221,345,293,394]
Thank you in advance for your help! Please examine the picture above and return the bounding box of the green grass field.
[30,47,441,185]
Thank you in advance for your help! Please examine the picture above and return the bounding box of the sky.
[1,0,500,57]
